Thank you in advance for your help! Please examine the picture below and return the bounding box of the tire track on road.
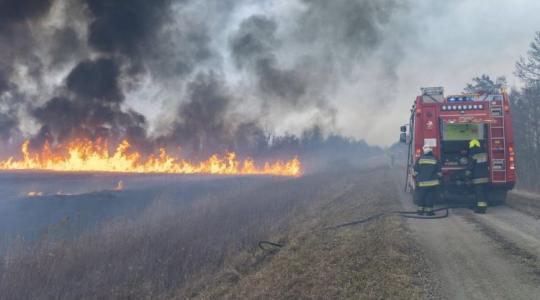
[390,167,540,300]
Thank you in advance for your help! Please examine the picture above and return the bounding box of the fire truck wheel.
[487,189,507,206]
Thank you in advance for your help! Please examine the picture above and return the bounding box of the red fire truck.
[401,87,516,205]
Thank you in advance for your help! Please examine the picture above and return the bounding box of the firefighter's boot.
[425,207,435,216]
[474,201,487,214]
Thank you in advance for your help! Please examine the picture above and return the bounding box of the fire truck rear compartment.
[440,123,486,169]
[439,123,485,200]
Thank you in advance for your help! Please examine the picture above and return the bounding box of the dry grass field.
[0,166,424,299]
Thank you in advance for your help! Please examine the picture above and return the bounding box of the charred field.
[0,171,285,247]
[0,164,424,299]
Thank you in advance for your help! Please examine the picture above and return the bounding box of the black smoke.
[66,58,122,102]
[27,0,178,148]
[0,0,410,158]
[32,95,147,147]
[296,0,400,57]
[161,72,235,157]
[0,112,18,142]
[49,27,83,68]
[0,0,54,91]
[230,15,307,106]
[82,0,209,79]
[31,58,147,148]
[227,0,405,118]
[85,0,171,58]
[0,0,53,25]
[0,72,9,94]
[0,0,57,147]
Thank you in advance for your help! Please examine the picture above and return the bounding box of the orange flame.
[27,191,43,197]
[0,139,302,176]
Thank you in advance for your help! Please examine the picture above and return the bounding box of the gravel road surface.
[392,169,540,300]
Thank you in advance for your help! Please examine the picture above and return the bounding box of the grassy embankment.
[1,167,423,299]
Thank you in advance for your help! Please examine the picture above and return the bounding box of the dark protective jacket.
[413,152,442,187]
[469,146,489,184]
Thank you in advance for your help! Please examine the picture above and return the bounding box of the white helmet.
[422,144,433,154]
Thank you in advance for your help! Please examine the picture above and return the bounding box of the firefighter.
[468,138,489,213]
[413,145,442,215]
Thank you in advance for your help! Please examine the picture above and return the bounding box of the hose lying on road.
[258,241,284,251]
[258,206,459,250]
[325,206,452,230]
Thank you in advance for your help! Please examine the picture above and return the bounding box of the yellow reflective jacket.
[413,153,442,187]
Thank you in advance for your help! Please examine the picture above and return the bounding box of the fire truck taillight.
[508,146,516,170]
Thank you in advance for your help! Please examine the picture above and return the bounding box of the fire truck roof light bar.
[445,94,504,103]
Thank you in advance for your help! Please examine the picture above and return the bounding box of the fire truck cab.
[401,87,516,205]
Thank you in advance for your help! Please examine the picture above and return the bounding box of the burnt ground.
[0,166,424,299]
[0,172,281,250]
[1,162,540,299]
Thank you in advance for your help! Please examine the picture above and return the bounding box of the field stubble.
[0,167,423,299]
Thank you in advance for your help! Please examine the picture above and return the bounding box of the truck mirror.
[400,125,407,133]
[399,132,407,144]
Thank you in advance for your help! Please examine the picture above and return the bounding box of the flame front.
[27,191,43,197]
[0,139,302,177]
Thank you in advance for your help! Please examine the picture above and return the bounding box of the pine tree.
[464,74,507,94]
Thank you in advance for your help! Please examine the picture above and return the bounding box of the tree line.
[466,32,540,191]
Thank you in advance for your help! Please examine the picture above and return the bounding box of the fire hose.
[258,206,457,251]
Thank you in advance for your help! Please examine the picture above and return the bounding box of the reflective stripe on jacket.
[418,179,440,187]
[472,177,489,184]
[469,147,489,184]
[414,153,442,188]
[418,158,438,165]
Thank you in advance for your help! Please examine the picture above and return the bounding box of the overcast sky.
[335,0,540,146]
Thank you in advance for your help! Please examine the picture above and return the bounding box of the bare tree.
[464,70,539,191]
[511,31,540,191]
[515,31,540,84]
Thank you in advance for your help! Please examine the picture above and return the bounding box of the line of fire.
[0,139,302,177]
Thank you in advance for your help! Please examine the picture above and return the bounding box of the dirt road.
[392,170,540,300]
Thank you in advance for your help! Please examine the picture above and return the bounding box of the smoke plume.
[0,0,411,155]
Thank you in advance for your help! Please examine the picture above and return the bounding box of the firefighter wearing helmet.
[468,138,489,213]
[413,144,442,215]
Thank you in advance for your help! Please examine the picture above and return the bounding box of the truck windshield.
[440,123,486,166]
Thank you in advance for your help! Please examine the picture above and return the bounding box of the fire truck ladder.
[488,101,506,183]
